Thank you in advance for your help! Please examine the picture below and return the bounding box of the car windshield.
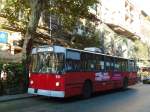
[31,52,64,74]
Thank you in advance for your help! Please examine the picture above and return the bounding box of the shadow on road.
[34,87,138,104]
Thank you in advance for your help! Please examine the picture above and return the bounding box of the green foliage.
[134,40,149,60]
[1,0,99,50]
[52,0,98,30]
[0,62,3,73]
[1,0,30,28]
[72,30,99,49]
[0,62,24,95]
[1,0,100,65]
[1,0,98,32]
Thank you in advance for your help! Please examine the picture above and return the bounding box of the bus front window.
[31,52,64,74]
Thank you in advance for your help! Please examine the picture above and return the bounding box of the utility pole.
[99,23,105,54]
[49,0,52,38]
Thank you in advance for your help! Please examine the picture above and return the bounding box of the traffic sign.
[0,31,8,43]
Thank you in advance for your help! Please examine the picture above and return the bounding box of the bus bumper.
[28,88,65,98]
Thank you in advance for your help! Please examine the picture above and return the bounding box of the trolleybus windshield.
[31,52,64,74]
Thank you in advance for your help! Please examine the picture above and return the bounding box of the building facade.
[99,0,141,39]
[0,29,22,54]
[86,0,150,60]
[0,0,22,55]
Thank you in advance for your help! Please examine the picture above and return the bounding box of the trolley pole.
[49,0,52,39]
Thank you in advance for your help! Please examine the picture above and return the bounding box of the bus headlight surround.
[56,82,60,87]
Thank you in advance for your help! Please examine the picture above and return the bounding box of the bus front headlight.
[30,80,34,85]
[56,82,60,87]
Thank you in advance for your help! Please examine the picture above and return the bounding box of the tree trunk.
[22,0,46,91]
[22,0,45,59]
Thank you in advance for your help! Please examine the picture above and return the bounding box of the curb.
[0,94,35,102]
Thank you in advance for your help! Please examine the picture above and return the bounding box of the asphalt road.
[0,83,150,112]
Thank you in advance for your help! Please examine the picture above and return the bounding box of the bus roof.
[32,45,135,61]
[66,47,134,61]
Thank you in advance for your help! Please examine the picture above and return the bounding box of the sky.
[131,0,150,15]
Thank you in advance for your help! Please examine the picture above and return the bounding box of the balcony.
[106,23,137,40]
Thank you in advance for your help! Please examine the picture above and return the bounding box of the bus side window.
[114,63,120,72]
[128,60,133,72]
[100,61,104,70]
[119,61,122,72]
[66,60,82,72]
[80,61,85,71]
[74,61,81,71]
[65,60,73,72]
[121,61,125,72]
[88,60,95,71]
[106,62,110,71]
[95,61,101,71]
[90,63,95,71]
[111,62,114,71]
[131,61,136,72]
[114,63,117,72]
[114,59,123,72]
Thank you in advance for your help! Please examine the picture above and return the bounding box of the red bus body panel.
[29,73,65,91]
[28,71,138,98]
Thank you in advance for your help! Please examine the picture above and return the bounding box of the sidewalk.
[0,93,35,102]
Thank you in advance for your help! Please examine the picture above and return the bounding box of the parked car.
[143,76,150,84]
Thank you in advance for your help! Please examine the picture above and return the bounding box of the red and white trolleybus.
[28,45,138,98]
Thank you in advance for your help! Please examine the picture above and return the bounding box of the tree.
[0,0,98,90]
[0,0,98,60]
[22,0,46,59]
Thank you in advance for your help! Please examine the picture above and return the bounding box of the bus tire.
[82,80,93,98]
[122,78,128,89]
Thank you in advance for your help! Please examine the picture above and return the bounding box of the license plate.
[34,89,38,93]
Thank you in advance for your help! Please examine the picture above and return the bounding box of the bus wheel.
[82,80,93,98]
[122,78,128,89]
